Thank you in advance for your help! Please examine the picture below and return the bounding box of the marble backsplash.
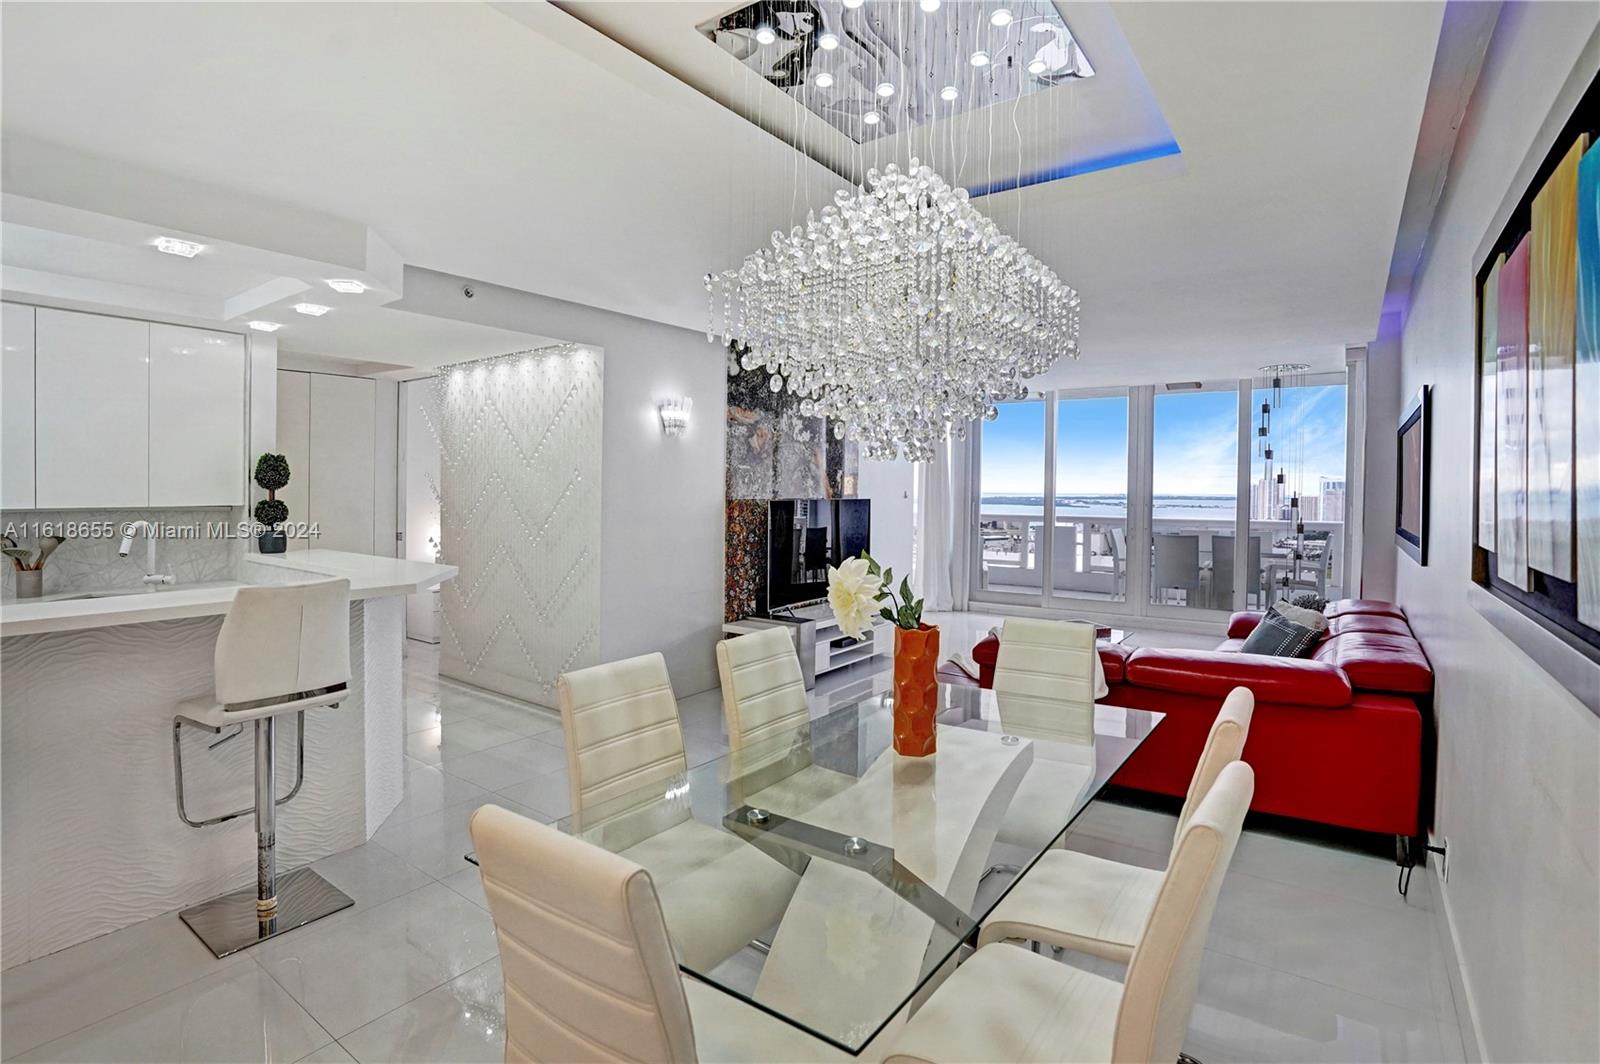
[1,508,245,596]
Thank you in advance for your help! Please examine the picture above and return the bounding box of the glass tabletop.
[550,685,1163,1055]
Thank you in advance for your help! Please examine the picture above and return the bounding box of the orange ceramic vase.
[892,624,940,757]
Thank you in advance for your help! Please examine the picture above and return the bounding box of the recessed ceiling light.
[754,25,775,44]
[842,0,863,8]
[247,321,282,332]
[989,9,1013,26]
[919,0,941,11]
[863,110,881,125]
[876,81,895,98]
[293,303,331,316]
[1027,58,1048,75]
[969,50,991,67]
[326,279,368,294]
[818,32,839,50]
[153,236,203,258]
[939,85,959,101]
[812,71,835,88]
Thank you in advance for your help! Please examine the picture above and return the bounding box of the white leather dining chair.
[989,618,1107,853]
[715,627,810,752]
[977,686,1255,961]
[882,761,1256,1064]
[557,653,798,972]
[469,803,846,1064]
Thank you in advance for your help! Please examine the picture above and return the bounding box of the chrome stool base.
[179,866,352,958]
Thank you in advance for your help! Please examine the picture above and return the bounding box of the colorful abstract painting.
[1576,140,1600,626]
[1496,234,1532,591]
[1527,136,1589,579]
[1478,255,1502,549]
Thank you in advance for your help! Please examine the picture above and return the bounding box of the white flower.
[827,556,882,640]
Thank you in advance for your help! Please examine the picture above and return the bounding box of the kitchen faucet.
[117,521,176,586]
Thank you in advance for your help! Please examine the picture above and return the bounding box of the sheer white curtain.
[915,435,970,611]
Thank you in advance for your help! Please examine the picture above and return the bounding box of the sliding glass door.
[968,372,1352,622]
[1150,386,1238,614]
[1052,392,1130,604]
[976,399,1048,601]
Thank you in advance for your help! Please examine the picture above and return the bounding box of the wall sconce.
[658,397,692,438]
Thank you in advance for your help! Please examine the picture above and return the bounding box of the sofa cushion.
[1123,648,1353,707]
[1326,612,1414,639]
[1226,611,1264,639]
[1099,643,1130,684]
[1324,599,1406,620]
[1312,631,1433,694]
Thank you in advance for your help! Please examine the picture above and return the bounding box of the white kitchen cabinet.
[35,309,149,508]
[2,303,36,509]
[310,374,376,553]
[149,324,246,507]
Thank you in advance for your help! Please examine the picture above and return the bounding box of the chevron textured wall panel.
[434,346,603,707]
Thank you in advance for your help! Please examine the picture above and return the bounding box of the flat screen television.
[767,498,871,611]
[1396,386,1430,565]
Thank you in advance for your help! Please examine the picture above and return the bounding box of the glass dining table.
[509,684,1161,1055]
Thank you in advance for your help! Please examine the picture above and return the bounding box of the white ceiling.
[0,1,1444,385]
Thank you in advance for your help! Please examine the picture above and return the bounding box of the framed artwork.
[1472,69,1599,663]
[1397,387,1430,565]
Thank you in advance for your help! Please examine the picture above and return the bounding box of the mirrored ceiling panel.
[700,1,1093,144]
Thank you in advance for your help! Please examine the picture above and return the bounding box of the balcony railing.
[978,512,1344,607]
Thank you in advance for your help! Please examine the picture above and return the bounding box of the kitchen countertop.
[1,550,457,637]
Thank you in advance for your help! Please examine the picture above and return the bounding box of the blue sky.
[980,385,1347,496]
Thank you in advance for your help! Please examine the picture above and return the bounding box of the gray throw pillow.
[1239,612,1322,658]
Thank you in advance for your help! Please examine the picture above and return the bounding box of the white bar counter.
[0,550,456,965]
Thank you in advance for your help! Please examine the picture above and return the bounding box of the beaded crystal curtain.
[433,345,603,707]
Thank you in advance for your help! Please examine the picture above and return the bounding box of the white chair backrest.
[213,578,351,706]
[993,618,1101,717]
[558,652,688,831]
[1116,761,1254,1064]
[469,804,697,1064]
[1171,686,1254,861]
[716,628,810,752]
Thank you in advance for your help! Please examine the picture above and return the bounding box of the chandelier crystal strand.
[707,158,1079,461]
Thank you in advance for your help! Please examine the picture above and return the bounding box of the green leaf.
[862,551,879,576]
[879,606,896,624]
[899,603,916,629]
[881,567,893,590]
[913,599,924,626]
[899,575,914,606]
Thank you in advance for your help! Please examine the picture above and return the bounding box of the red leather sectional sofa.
[972,600,1433,844]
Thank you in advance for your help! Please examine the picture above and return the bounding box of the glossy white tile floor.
[1,615,1475,1063]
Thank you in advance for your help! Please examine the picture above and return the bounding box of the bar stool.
[172,578,353,957]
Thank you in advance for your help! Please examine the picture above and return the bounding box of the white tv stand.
[723,602,890,689]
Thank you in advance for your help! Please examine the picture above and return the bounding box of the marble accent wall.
[434,346,603,708]
[0,508,243,596]
[724,359,858,620]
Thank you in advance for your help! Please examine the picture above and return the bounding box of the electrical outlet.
[1435,836,1449,883]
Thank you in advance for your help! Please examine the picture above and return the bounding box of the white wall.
[396,267,727,696]
[1395,6,1599,1060]
[858,457,915,576]
[1362,328,1402,599]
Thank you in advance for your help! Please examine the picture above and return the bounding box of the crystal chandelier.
[705,158,1080,462]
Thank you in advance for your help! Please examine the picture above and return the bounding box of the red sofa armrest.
[1123,648,1353,707]
[1227,611,1265,639]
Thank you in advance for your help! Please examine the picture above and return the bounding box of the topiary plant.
[254,453,290,494]
[253,499,289,528]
